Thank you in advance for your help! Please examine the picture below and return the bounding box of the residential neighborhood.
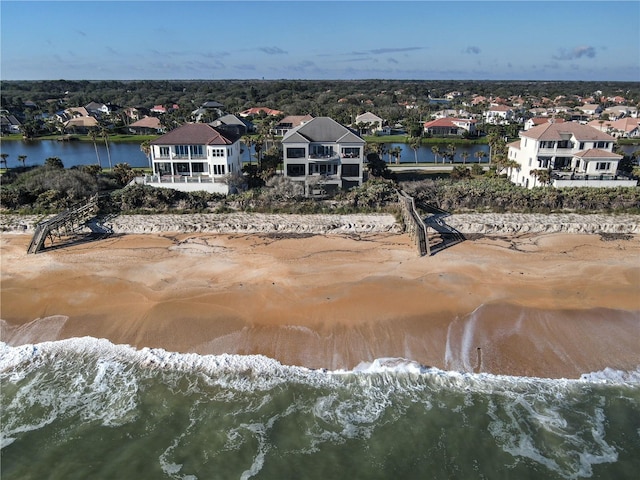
[1,79,639,197]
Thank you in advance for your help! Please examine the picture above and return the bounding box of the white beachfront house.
[506,122,637,188]
[143,123,243,194]
[282,116,366,197]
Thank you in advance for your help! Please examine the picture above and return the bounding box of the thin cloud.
[464,46,481,55]
[552,46,596,60]
[369,47,422,55]
[259,46,288,55]
[201,51,230,59]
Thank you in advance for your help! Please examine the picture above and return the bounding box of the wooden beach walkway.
[27,195,100,254]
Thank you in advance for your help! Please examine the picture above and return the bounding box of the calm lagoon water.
[1,138,636,171]
[0,139,496,169]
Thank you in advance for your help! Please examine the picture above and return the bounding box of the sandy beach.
[1,213,639,379]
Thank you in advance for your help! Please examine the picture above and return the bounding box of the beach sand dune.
[1,229,639,378]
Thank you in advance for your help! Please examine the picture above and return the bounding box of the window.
[287,148,306,158]
[342,147,360,158]
[212,164,226,175]
[579,142,585,150]
[596,162,610,171]
[287,164,305,176]
[311,164,337,175]
[311,145,334,157]
[176,145,189,157]
[159,146,170,158]
[191,163,205,173]
[175,162,190,174]
[595,141,609,149]
[210,148,225,157]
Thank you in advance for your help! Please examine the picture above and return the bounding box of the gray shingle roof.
[282,117,363,144]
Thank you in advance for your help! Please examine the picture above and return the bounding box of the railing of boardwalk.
[397,190,430,256]
[27,194,100,254]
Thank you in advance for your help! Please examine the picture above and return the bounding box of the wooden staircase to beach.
[415,201,465,254]
[27,195,100,254]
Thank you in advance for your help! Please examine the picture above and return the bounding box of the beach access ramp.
[27,195,100,254]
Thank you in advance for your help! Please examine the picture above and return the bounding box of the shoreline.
[2,217,639,378]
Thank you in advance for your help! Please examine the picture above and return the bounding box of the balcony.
[551,172,637,188]
[309,153,340,161]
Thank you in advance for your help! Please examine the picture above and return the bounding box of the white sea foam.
[2,337,638,478]
[580,367,640,384]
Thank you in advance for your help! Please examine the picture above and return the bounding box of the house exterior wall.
[148,141,242,194]
[507,126,635,188]
[282,122,365,196]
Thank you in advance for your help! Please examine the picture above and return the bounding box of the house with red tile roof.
[239,107,283,118]
[423,117,476,136]
[272,114,314,136]
[588,117,640,138]
[524,117,565,130]
[128,116,163,135]
[143,123,243,194]
[151,104,179,114]
[506,122,636,188]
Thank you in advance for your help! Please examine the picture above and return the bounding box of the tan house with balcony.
[506,122,636,188]
[282,117,365,196]
[144,123,243,194]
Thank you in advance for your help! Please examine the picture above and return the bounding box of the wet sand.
[1,231,639,378]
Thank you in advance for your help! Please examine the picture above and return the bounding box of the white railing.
[144,174,218,184]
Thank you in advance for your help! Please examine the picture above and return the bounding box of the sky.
[1,0,639,81]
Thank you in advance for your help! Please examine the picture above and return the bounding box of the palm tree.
[501,158,520,180]
[486,132,500,164]
[474,150,486,165]
[431,145,440,163]
[88,127,102,167]
[140,140,151,169]
[460,151,469,165]
[409,136,421,164]
[253,134,264,170]
[446,144,457,163]
[17,155,27,168]
[531,168,551,187]
[101,124,112,170]
[390,146,402,164]
[0,153,8,169]
[243,135,254,166]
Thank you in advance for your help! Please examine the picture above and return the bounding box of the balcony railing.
[551,172,634,182]
[309,153,339,161]
[144,174,220,184]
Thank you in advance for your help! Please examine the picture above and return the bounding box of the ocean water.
[1,338,639,480]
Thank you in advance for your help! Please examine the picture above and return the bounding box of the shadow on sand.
[39,217,115,253]
[417,202,466,255]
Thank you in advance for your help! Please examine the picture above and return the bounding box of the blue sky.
[1,0,638,81]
